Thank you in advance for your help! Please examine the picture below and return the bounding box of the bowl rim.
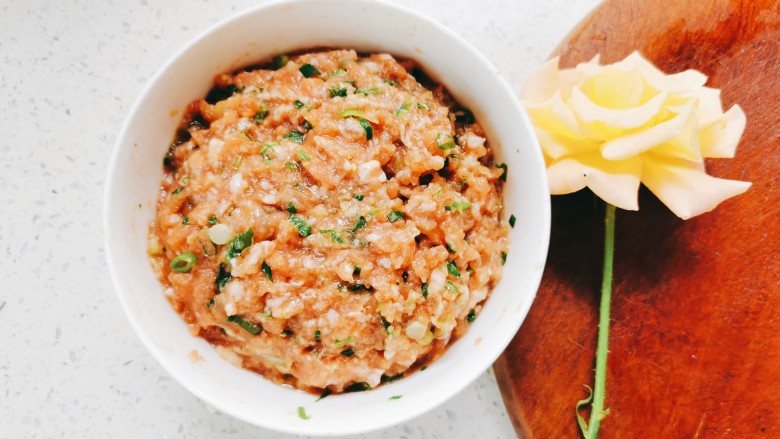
[104,0,550,435]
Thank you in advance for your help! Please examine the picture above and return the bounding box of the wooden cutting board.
[493,0,780,437]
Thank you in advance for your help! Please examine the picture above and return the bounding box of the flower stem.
[586,203,616,439]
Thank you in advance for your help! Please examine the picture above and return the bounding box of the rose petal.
[534,127,600,161]
[601,102,701,161]
[570,86,668,129]
[521,57,565,104]
[547,153,642,211]
[525,91,583,138]
[700,105,746,158]
[642,156,751,219]
[616,52,708,94]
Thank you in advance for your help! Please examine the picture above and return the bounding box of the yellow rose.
[522,52,750,219]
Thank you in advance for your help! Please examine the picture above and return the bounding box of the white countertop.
[0,1,599,437]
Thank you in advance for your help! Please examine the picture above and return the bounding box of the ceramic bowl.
[104,0,550,435]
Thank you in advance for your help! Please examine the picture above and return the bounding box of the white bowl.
[104,0,550,435]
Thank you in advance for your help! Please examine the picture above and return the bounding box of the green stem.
[587,203,616,439]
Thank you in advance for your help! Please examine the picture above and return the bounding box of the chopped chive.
[382,79,398,86]
[455,109,475,125]
[226,315,263,335]
[496,163,508,182]
[261,261,273,282]
[340,348,355,357]
[394,100,412,116]
[445,280,459,293]
[334,336,354,347]
[314,330,321,343]
[346,283,373,292]
[254,103,268,122]
[259,142,278,161]
[445,242,457,254]
[216,263,232,291]
[208,216,217,225]
[509,214,516,228]
[339,109,366,119]
[368,208,380,216]
[206,298,215,308]
[381,373,403,383]
[301,119,313,131]
[467,309,477,322]
[501,252,507,265]
[297,406,310,420]
[350,216,367,233]
[355,87,380,95]
[328,86,348,97]
[447,261,461,277]
[289,214,312,237]
[182,216,189,225]
[271,54,289,70]
[422,283,429,298]
[386,210,405,223]
[299,63,320,78]
[170,252,197,273]
[297,150,310,161]
[180,176,190,186]
[171,187,183,195]
[293,99,305,110]
[285,161,299,170]
[437,140,457,150]
[357,118,373,140]
[320,229,344,244]
[287,202,297,214]
[328,69,347,77]
[402,271,408,282]
[284,130,305,144]
[353,194,364,201]
[316,387,331,401]
[344,382,371,392]
[390,395,402,400]
[444,200,472,213]
[417,103,429,110]
[226,228,254,262]
[353,266,361,276]
[380,315,391,330]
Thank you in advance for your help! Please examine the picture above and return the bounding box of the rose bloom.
[522,52,750,219]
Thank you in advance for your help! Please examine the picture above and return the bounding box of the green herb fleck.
[501,252,507,265]
[271,54,289,70]
[394,100,412,116]
[301,119,313,131]
[509,214,516,228]
[226,228,254,262]
[170,252,196,273]
[289,214,312,237]
[320,229,344,244]
[447,261,461,277]
[328,69,346,77]
[496,163,508,182]
[417,103,429,110]
[382,79,398,86]
[346,283,373,292]
[297,406,310,420]
[437,140,457,150]
[353,266,361,276]
[422,283,429,298]
[226,315,262,335]
[357,118,373,140]
[182,216,189,225]
[293,99,305,110]
[206,298,215,308]
[216,263,232,291]
[350,216,367,234]
[261,261,273,282]
[445,242,456,254]
[208,216,217,225]
[297,150,311,161]
[287,202,297,214]
[299,63,320,78]
[353,194,364,201]
[381,373,403,383]
[254,103,268,122]
[172,187,183,195]
[284,130,305,144]
[334,336,354,348]
[380,315,391,331]
[455,109,475,125]
[339,109,366,119]
[355,87,380,95]
[314,330,321,343]
[445,281,459,293]
[390,395,402,400]
[344,382,371,392]
[467,309,477,323]
[285,161,299,170]
[316,387,331,401]
[340,348,355,357]
[386,210,405,223]
[444,200,472,213]
[328,86,348,98]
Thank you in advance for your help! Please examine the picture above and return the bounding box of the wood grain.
[494,0,780,437]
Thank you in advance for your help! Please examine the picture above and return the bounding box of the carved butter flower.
[521,52,751,219]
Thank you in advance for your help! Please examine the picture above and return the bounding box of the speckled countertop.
[0,1,599,437]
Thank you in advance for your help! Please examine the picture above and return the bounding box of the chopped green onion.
[445,242,457,254]
[287,202,297,214]
[357,119,373,140]
[417,103,429,110]
[501,252,507,265]
[353,266,361,276]
[447,261,460,277]
[260,142,278,162]
[455,109,475,125]
[180,176,190,186]
[445,280,459,293]
[170,252,196,273]
[299,63,320,78]
[394,100,412,116]
[444,200,472,213]
[355,87,380,95]
[316,388,331,401]
[172,187,183,195]
[353,194,364,201]
[339,109,366,119]
[271,54,289,70]
[346,283,373,292]
[284,130,305,144]
[208,223,233,245]
[208,216,217,225]
[241,130,256,142]
[340,348,355,357]
[314,330,321,343]
[422,283,429,298]
[381,373,403,383]
[301,119,313,131]
[328,69,347,77]
[182,216,189,225]
[390,395,402,400]
[285,161,299,170]
[206,298,215,308]
[226,228,254,261]
[344,382,371,392]
[509,214,516,228]
[282,328,293,337]
[386,210,405,223]
[334,336,354,347]
[254,103,268,122]
[261,261,273,282]
[216,263,232,291]
[350,216,367,233]
[467,309,477,323]
[227,315,262,335]
[297,406,310,420]
[297,150,310,161]
[293,99,305,110]
[328,86,348,97]
[496,163,508,182]
[320,229,344,243]
[382,79,398,86]
[437,140,457,150]
[289,214,312,237]
[380,316,391,331]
